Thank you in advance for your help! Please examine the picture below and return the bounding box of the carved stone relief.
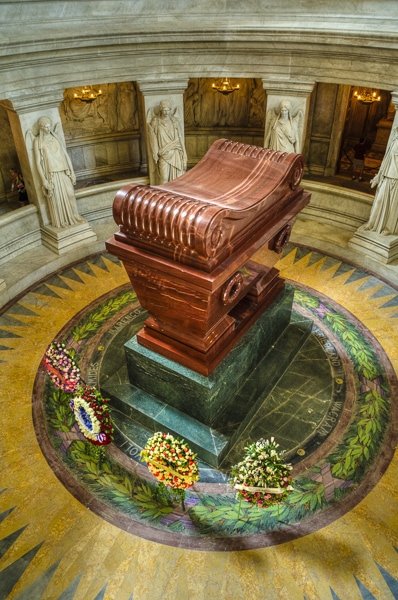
[61,82,139,138]
[183,78,266,129]
[264,99,304,153]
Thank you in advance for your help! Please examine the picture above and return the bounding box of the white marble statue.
[30,116,85,228]
[364,126,398,236]
[147,100,187,185]
[264,100,303,153]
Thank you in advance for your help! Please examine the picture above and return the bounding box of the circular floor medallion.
[32,259,398,551]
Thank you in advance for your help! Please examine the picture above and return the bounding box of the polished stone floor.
[1,243,398,599]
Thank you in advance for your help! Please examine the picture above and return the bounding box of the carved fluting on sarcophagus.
[113,184,229,265]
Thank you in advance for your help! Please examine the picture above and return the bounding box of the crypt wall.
[1,0,398,294]
[0,79,393,200]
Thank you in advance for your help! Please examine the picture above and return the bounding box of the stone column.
[1,91,97,255]
[348,91,398,264]
[262,80,315,154]
[137,79,189,186]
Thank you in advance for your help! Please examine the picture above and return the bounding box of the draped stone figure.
[264,100,303,153]
[30,116,85,228]
[364,126,398,236]
[147,100,187,185]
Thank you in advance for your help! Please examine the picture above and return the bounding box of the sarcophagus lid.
[112,139,307,273]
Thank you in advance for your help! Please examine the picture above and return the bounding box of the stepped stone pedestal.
[102,286,313,467]
[349,227,398,264]
[41,222,97,255]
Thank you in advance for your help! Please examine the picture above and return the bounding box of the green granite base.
[124,286,296,428]
[102,381,229,467]
[101,285,313,467]
[103,315,312,467]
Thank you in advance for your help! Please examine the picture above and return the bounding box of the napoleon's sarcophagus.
[106,139,310,376]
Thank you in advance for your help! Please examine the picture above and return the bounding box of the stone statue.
[29,116,85,228]
[147,100,187,184]
[264,100,303,153]
[364,126,398,236]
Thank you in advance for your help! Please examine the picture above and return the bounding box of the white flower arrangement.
[230,437,293,508]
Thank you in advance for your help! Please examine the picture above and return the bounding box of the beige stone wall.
[1,1,398,195]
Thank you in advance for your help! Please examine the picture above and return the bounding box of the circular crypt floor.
[1,243,398,599]
[31,249,397,552]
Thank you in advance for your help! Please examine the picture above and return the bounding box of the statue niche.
[106,139,310,376]
[61,82,139,137]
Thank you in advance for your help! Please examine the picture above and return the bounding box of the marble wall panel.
[68,146,86,172]
[0,104,20,202]
[117,140,131,165]
[82,144,97,172]
[66,135,141,181]
[94,143,109,169]
[311,84,339,138]
[185,130,264,165]
[308,139,331,173]
[300,181,373,230]
[305,83,343,175]
[0,206,41,265]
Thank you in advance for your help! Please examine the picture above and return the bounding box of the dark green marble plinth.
[102,379,229,467]
[125,286,295,428]
[99,285,314,467]
[102,313,313,467]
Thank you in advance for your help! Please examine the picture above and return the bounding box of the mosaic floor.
[1,245,398,599]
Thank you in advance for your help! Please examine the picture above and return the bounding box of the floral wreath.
[140,432,200,490]
[70,395,101,440]
[230,438,293,508]
[70,386,114,446]
[42,341,80,393]
[42,342,114,446]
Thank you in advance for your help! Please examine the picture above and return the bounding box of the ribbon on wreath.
[234,483,294,494]
[146,457,195,484]
[43,359,69,383]
[42,358,80,391]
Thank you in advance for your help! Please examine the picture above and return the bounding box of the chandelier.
[353,88,381,105]
[212,77,240,95]
[73,86,102,102]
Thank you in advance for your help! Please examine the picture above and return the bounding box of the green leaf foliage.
[70,290,137,342]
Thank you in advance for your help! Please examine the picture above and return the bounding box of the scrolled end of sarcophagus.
[112,184,230,265]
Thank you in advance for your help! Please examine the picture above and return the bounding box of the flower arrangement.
[230,437,293,509]
[140,432,200,509]
[43,341,114,450]
[42,341,81,393]
[70,386,114,446]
